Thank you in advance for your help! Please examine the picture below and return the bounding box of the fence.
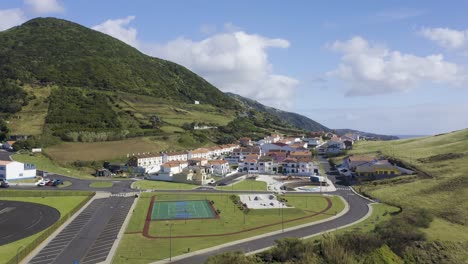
[5,192,95,264]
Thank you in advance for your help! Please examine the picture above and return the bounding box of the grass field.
[45,137,172,164]
[0,194,90,264]
[114,192,345,263]
[7,85,52,135]
[12,153,96,179]
[132,180,197,190]
[89,181,113,188]
[217,179,267,191]
[346,129,468,242]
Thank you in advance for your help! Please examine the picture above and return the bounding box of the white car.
[35,180,46,187]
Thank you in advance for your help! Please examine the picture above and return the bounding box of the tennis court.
[151,200,217,220]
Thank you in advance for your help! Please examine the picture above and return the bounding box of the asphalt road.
[0,200,60,246]
[171,188,371,264]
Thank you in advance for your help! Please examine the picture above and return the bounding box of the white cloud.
[92,16,139,48]
[0,8,26,31]
[147,29,298,109]
[24,0,64,14]
[420,27,468,54]
[328,36,466,96]
[305,103,468,135]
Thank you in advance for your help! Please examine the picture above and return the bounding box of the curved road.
[1,150,372,263]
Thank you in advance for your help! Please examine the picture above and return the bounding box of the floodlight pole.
[166,222,173,262]
[281,202,284,232]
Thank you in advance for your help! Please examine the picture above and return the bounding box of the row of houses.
[237,149,318,176]
[128,144,239,174]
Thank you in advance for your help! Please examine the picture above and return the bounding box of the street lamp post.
[166,222,173,262]
[281,202,284,232]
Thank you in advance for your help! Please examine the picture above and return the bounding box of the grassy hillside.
[0,17,236,109]
[227,92,330,132]
[348,129,468,241]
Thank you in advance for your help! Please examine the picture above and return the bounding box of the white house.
[238,157,259,172]
[163,151,189,162]
[260,143,294,154]
[148,160,189,181]
[128,153,164,174]
[232,147,261,161]
[207,160,230,176]
[281,157,316,176]
[257,156,278,174]
[0,160,36,181]
[189,148,210,160]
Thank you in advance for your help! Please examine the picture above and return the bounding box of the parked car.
[36,181,45,187]
[45,180,54,186]
[52,179,63,186]
[0,180,9,188]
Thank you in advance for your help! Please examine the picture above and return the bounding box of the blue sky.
[1,0,468,135]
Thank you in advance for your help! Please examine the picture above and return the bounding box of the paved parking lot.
[81,197,134,264]
[29,199,106,264]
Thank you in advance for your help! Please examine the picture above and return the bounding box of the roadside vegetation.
[0,190,93,264]
[114,192,344,263]
[208,207,467,264]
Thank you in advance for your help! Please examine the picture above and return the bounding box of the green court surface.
[151,200,216,220]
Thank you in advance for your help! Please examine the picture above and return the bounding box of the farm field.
[216,179,267,191]
[0,191,92,264]
[114,192,345,263]
[348,129,468,242]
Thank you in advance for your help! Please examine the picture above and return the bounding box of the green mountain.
[334,128,399,140]
[0,17,330,148]
[0,17,236,108]
[226,92,330,132]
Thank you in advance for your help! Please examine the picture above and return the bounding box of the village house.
[342,155,377,171]
[207,160,230,176]
[189,148,210,160]
[0,160,36,181]
[257,156,278,173]
[128,153,164,174]
[239,137,252,147]
[147,160,189,181]
[173,166,212,185]
[238,156,259,172]
[232,147,262,161]
[355,160,402,179]
[163,151,189,162]
[281,157,316,176]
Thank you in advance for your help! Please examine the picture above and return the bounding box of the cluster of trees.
[0,120,8,141]
[206,208,453,264]
[0,80,29,114]
[63,130,130,142]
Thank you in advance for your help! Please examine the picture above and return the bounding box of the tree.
[149,115,162,128]
[205,251,259,264]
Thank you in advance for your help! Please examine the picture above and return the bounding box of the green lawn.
[347,129,468,242]
[89,181,114,188]
[12,153,96,179]
[114,192,345,263]
[217,179,267,191]
[132,180,198,190]
[0,193,91,264]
